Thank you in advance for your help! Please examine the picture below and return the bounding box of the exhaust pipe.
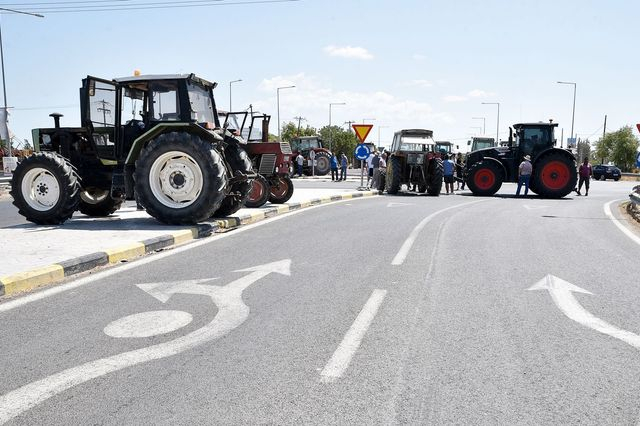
[49,113,63,129]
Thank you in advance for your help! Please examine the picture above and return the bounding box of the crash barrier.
[627,186,640,225]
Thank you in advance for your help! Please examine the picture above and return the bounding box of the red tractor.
[289,136,332,176]
[220,112,294,207]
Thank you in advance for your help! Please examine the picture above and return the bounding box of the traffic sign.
[636,151,640,168]
[352,124,373,143]
[636,123,640,134]
[354,143,370,160]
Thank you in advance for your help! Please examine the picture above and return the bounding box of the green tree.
[576,139,591,163]
[280,121,316,142]
[318,125,358,161]
[593,126,639,171]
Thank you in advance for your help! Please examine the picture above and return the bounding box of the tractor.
[220,111,294,208]
[464,121,577,198]
[11,73,254,225]
[383,129,444,195]
[289,136,332,176]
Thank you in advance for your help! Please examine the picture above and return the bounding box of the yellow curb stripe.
[341,193,353,200]
[299,200,311,208]
[276,205,290,214]
[1,264,65,296]
[104,242,146,264]
[320,196,332,203]
[172,229,197,245]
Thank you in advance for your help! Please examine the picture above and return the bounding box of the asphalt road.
[0,179,639,424]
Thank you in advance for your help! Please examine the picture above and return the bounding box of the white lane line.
[0,196,374,313]
[321,289,387,382]
[604,199,640,247]
[391,200,487,265]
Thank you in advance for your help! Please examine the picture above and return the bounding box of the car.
[593,164,621,181]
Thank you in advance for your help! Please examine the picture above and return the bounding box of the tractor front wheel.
[268,176,294,204]
[245,175,270,208]
[135,132,228,225]
[385,156,401,194]
[313,152,331,176]
[532,153,577,198]
[78,187,123,217]
[466,161,503,196]
[10,152,80,225]
[426,158,444,196]
[214,143,253,217]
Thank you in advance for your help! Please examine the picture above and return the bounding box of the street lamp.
[329,102,346,151]
[228,79,242,112]
[557,81,577,146]
[481,102,500,144]
[0,7,44,154]
[472,117,486,135]
[276,85,295,139]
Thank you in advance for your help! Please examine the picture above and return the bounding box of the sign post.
[352,124,374,190]
[309,149,316,176]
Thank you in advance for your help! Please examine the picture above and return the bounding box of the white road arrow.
[528,274,640,349]
[0,259,291,424]
[386,202,413,208]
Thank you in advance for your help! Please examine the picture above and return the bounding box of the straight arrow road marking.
[0,259,291,424]
[528,274,640,349]
[321,289,387,382]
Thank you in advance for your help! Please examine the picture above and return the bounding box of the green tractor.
[11,73,253,225]
[464,121,577,198]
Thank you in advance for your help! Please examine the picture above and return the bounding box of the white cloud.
[323,45,374,60]
[443,95,467,102]
[467,89,495,98]
[402,79,433,89]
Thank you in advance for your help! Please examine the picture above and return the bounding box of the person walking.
[371,151,381,190]
[295,153,304,177]
[443,154,455,194]
[366,151,375,188]
[455,152,465,190]
[516,154,533,196]
[576,157,592,196]
[377,152,387,190]
[330,153,339,181]
[340,153,348,181]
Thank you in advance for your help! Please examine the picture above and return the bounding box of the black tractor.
[464,121,577,198]
[384,129,444,195]
[11,73,254,225]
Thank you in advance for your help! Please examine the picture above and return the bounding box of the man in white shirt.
[365,152,374,188]
[516,154,532,196]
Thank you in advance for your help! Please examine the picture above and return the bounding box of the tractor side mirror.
[467,140,471,146]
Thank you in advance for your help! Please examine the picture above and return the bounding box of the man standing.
[330,153,339,181]
[371,151,381,190]
[295,153,304,177]
[577,157,592,196]
[443,154,455,194]
[366,151,375,188]
[340,153,348,181]
[516,155,532,196]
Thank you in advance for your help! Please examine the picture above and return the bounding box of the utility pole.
[96,99,112,126]
[293,116,306,134]
[344,120,355,131]
[602,114,607,140]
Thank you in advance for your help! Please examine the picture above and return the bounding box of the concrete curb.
[0,190,379,299]
[0,224,215,298]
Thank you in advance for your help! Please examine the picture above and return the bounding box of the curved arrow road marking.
[528,274,640,349]
[0,259,291,424]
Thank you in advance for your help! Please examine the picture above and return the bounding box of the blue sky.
[2,0,639,150]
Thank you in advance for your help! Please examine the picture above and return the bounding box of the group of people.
[442,153,466,194]
[330,153,349,181]
[365,150,389,190]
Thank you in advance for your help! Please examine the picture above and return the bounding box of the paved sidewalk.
[0,186,378,298]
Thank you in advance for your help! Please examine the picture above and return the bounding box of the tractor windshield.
[187,82,216,125]
[400,135,434,152]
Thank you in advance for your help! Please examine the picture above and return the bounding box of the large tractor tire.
[78,187,123,217]
[135,132,228,225]
[466,161,503,196]
[214,143,253,217]
[268,176,294,204]
[10,152,80,225]
[378,170,387,192]
[244,175,270,208]
[313,151,331,176]
[385,156,402,194]
[426,158,444,196]
[532,152,577,198]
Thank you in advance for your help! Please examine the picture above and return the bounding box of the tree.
[280,121,316,143]
[576,139,591,163]
[318,125,358,160]
[593,126,639,171]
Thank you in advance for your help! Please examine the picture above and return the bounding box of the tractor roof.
[513,122,558,128]
[395,129,434,137]
[113,73,217,88]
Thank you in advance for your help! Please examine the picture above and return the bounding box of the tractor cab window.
[399,135,434,152]
[247,115,267,142]
[188,82,216,126]
[521,127,551,155]
[223,112,247,134]
[121,87,145,125]
[88,81,116,128]
[150,81,180,121]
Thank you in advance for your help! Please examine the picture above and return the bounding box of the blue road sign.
[636,151,640,168]
[354,144,370,161]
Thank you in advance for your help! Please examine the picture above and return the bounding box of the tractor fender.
[532,147,577,166]
[125,123,223,165]
[477,156,507,180]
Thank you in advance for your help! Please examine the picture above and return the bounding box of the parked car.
[593,164,621,181]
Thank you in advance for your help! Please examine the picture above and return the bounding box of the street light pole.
[329,102,346,152]
[276,85,295,139]
[472,117,486,135]
[228,79,242,112]
[481,102,500,144]
[557,81,577,145]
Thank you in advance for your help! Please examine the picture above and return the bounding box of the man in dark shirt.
[577,157,592,196]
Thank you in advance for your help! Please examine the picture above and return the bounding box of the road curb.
[0,224,216,298]
[0,190,379,299]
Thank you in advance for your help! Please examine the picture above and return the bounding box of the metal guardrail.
[630,186,640,208]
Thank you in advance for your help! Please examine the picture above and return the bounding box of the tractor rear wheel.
[78,187,123,217]
[385,156,401,194]
[135,132,227,225]
[532,153,577,198]
[245,175,270,208]
[426,158,444,196]
[466,161,503,196]
[313,151,331,176]
[268,176,294,204]
[11,152,80,225]
[214,143,253,217]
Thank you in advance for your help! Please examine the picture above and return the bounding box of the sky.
[1,0,639,151]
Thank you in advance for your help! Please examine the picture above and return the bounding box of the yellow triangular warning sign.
[352,124,373,143]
